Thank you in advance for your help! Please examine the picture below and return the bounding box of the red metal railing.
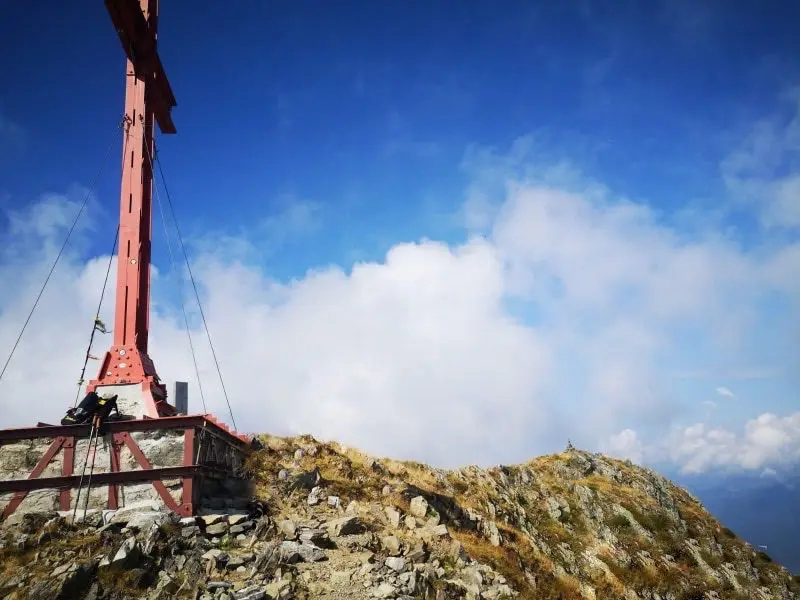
[0,415,250,520]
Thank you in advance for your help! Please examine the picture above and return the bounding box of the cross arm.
[149,53,177,134]
[105,0,177,134]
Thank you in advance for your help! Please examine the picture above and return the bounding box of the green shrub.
[755,550,773,564]
[700,550,722,568]
[608,514,632,532]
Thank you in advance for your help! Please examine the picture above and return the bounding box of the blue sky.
[0,1,798,473]
[2,0,797,257]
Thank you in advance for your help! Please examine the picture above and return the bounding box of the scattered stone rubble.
[0,436,798,600]
[0,502,510,600]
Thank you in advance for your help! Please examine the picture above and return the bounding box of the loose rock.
[1,435,795,600]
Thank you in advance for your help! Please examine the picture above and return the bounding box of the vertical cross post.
[88,0,177,418]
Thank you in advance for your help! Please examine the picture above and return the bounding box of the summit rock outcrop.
[1,435,797,599]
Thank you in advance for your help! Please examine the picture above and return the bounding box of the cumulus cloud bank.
[0,141,798,472]
[668,413,800,474]
[602,413,800,476]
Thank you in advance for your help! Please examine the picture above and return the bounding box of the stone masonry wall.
[0,429,186,517]
[0,436,61,515]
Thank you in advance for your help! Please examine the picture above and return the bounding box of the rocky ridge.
[0,435,798,600]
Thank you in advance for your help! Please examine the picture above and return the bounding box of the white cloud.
[721,88,800,229]
[770,175,800,227]
[1,135,798,470]
[603,429,645,464]
[665,413,800,474]
[716,386,735,399]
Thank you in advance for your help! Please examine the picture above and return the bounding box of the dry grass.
[585,556,627,599]
[4,439,797,600]
[250,434,451,501]
[700,549,723,569]
[596,548,724,600]
[447,476,470,496]
[391,460,450,493]
[451,529,584,600]
[95,567,151,594]
[0,529,107,600]
[674,499,708,526]
[575,474,654,509]
[210,436,800,599]
[0,530,104,579]
[383,490,412,516]
[623,502,667,527]
[528,453,568,469]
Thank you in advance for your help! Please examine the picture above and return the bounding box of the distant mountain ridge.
[677,468,800,574]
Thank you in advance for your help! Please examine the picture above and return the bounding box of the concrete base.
[94,383,155,419]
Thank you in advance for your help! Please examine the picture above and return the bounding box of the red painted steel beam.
[116,431,181,512]
[105,0,176,133]
[181,427,196,515]
[88,0,177,416]
[59,437,75,511]
[0,465,225,494]
[0,416,250,447]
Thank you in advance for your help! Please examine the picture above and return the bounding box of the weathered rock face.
[0,435,798,600]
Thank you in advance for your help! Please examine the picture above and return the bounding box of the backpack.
[61,392,119,426]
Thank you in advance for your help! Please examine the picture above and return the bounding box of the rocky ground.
[1,435,798,600]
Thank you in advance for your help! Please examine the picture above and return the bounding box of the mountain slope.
[0,435,797,600]
[679,471,800,574]
[247,435,798,599]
